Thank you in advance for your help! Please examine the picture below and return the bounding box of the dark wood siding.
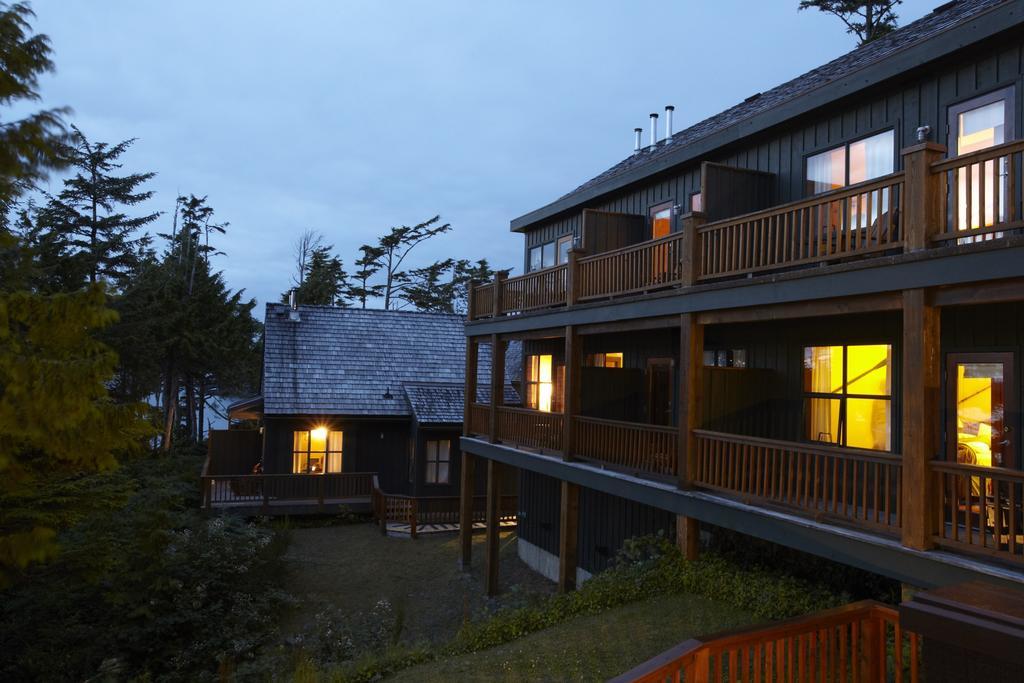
[518,468,561,557]
[521,38,1024,262]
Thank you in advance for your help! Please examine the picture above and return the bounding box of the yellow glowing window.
[803,344,891,451]
[587,352,624,368]
[292,427,343,473]
[526,354,564,413]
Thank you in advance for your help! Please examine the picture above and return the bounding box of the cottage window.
[292,427,343,473]
[586,352,624,368]
[528,235,572,272]
[424,439,451,484]
[526,354,564,412]
[806,130,894,196]
[803,345,891,451]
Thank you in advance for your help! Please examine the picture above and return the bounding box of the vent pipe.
[289,289,297,310]
[633,127,643,153]
[649,112,659,147]
[664,105,675,139]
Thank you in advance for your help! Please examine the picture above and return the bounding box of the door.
[647,358,674,426]
[947,88,1015,240]
[947,353,1016,470]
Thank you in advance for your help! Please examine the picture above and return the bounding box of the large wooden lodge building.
[457,0,1024,608]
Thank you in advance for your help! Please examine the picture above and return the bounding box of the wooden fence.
[572,416,677,476]
[931,137,1024,244]
[371,475,516,539]
[932,460,1024,564]
[612,600,918,683]
[693,431,903,533]
[495,406,564,452]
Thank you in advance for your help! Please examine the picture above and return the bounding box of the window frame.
[648,200,675,239]
[528,235,574,272]
[424,439,452,485]
[291,428,343,474]
[947,85,1016,155]
[802,344,893,451]
[803,128,897,198]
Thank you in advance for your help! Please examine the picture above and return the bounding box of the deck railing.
[697,172,905,281]
[693,431,903,533]
[202,470,375,509]
[572,416,677,476]
[500,264,567,314]
[576,233,685,301]
[932,137,1024,244]
[932,460,1024,564]
[466,402,490,436]
[495,406,564,452]
[371,475,516,539]
[612,601,918,683]
[472,282,495,316]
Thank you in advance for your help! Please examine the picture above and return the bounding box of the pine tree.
[347,243,384,309]
[37,126,158,288]
[799,1,901,45]
[0,2,68,219]
[286,245,349,306]
[377,215,451,310]
[398,258,496,314]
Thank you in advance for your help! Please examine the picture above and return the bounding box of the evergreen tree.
[377,215,451,310]
[347,243,384,309]
[285,245,349,306]
[37,126,158,288]
[799,1,900,45]
[0,2,68,219]
[398,257,496,314]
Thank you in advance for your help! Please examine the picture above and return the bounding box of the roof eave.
[509,0,1024,233]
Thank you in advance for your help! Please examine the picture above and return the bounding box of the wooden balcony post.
[678,313,704,487]
[459,451,476,570]
[563,325,580,461]
[901,142,946,251]
[485,459,502,596]
[466,279,478,321]
[464,336,479,437]
[489,334,505,443]
[679,211,706,287]
[566,247,584,306]
[902,288,940,550]
[492,270,507,317]
[558,480,580,593]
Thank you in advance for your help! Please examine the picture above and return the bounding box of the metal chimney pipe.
[665,105,675,139]
[649,112,659,147]
[633,127,643,153]
[289,289,297,310]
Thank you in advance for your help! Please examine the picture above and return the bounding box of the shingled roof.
[512,0,1014,231]
[261,304,520,418]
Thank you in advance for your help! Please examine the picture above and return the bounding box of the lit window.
[650,202,673,240]
[292,427,343,473]
[803,345,891,451]
[951,90,1012,236]
[806,131,893,194]
[526,354,563,412]
[425,440,451,484]
[587,352,624,368]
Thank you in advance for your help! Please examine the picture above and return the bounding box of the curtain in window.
[805,346,840,444]
[327,431,343,473]
[293,431,309,473]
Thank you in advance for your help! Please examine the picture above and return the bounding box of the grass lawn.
[282,522,554,644]
[390,592,756,682]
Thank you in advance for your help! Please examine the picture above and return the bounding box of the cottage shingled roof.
[404,382,520,425]
[262,304,521,417]
[514,0,1011,230]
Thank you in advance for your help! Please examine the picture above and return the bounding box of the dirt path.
[282,523,554,644]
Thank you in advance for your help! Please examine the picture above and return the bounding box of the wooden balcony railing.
[371,474,516,539]
[576,233,685,301]
[472,282,494,317]
[697,172,905,281]
[572,416,678,476]
[495,406,563,452]
[466,402,490,436]
[499,263,567,314]
[202,470,375,509]
[612,600,918,683]
[931,137,1024,244]
[932,460,1024,564]
[693,431,903,533]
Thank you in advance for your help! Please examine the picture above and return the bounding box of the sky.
[26,0,939,310]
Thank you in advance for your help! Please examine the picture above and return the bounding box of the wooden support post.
[464,337,478,436]
[676,514,700,561]
[901,142,946,252]
[459,452,476,570]
[678,313,704,487]
[485,459,502,596]
[489,334,505,443]
[492,270,507,317]
[902,288,940,550]
[558,481,580,593]
[679,211,706,287]
[563,325,580,461]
